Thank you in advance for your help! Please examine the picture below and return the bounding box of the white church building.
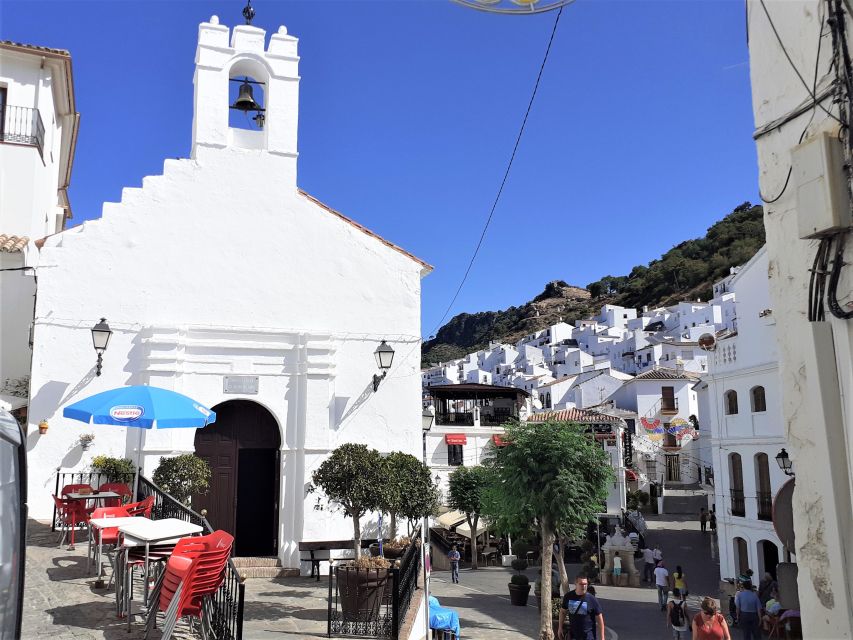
[24,16,430,566]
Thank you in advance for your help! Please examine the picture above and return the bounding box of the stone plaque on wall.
[223,375,259,395]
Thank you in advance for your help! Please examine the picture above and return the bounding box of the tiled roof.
[633,367,699,381]
[298,190,432,272]
[0,41,70,57]
[0,234,29,252]
[527,408,621,423]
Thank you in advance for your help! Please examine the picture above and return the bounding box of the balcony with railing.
[436,412,474,426]
[1,104,45,156]
[757,491,773,521]
[730,488,746,517]
[660,397,679,415]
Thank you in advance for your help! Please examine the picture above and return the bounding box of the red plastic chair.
[61,483,98,517]
[88,506,130,583]
[125,496,155,518]
[145,530,234,640]
[52,494,88,548]
[98,482,133,507]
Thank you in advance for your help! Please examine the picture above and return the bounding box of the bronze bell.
[232,80,260,112]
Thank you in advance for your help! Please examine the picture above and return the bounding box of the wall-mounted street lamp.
[91,318,112,377]
[372,340,395,391]
[775,448,795,476]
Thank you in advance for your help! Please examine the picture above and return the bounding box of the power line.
[427,6,564,338]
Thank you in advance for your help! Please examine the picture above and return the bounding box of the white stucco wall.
[24,18,428,570]
[0,49,70,238]
[747,2,853,635]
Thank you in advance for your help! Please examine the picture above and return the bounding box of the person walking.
[642,546,656,584]
[735,580,762,640]
[653,545,663,564]
[654,561,671,611]
[709,511,717,535]
[666,587,690,639]
[757,572,777,607]
[557,573,605,640]
[448,545,461,584]
[700,507,708,533]
[692,597,732,640]
[673,565,688,598]
[612,552,622,582]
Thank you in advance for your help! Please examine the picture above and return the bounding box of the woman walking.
[667,587,690,639]
[673,565,689,598]
[692,597,731,640]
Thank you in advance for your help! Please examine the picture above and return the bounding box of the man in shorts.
[558,573,605,640]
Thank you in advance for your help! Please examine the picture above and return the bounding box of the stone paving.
[23,514,720,640]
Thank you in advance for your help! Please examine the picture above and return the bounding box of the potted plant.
[551,597,563,637]
[79,433,95,451]
[509,558,530,606]
[336,555,392,623]
[383,537,410,560]
[38,419,49,435]
[91,456,136,483]
[152,454,211,505]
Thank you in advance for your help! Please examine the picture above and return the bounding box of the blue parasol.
[63,385,216,494]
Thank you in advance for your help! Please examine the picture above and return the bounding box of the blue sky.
[2,0,759,338]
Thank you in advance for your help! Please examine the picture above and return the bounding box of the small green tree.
[311,443,385,558]
[482,421,612,640]
[90,456,136,482]
[380,452,439,538]
[152,454,211,505]
[448,465,492,570]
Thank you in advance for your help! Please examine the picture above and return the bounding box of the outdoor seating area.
[26,471,245,640]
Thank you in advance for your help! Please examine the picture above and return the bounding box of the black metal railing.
[756,491,773,521]
[480,413,516,426]
[328,528,422,639]
[730,488,746,517]
[1,104,44,155]
[661,397,679,414]
[436,412,474,426]
[51,469,137,532]
[136,476,245,640]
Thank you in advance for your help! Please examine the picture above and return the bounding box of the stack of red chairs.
[51,494,89,548]
[98,482,133,507]
[145,530,234,640]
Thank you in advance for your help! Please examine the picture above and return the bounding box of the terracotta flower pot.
[38,421,48,435]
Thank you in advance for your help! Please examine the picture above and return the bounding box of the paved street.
[429,514,721,640]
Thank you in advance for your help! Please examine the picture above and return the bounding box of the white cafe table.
[117,518,204,629]
[88,516,144,580]
[64,490,121,502]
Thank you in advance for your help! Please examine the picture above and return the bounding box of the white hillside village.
[1,1,852,640]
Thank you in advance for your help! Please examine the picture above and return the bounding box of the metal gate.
[665,454,681,482]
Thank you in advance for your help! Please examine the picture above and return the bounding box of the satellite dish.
[698,333,717,351]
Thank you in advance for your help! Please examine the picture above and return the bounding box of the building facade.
[0,41,78,412]
[24,16,430,568]
[747,1,853,634]
[697,247,790,583]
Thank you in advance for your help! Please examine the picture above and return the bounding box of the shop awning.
[492,434,507,447]
[445,434,467,445]
[625,469,639,481]
[436,510,467,530]
[456,518,489,539]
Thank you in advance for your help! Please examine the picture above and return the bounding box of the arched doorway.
[193,400,281,556]
[758,539,780,579]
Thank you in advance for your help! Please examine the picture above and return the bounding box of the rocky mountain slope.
[422,202,765,365]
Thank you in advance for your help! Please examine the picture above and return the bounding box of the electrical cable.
[827,231,853,318]
[427,6,563,339]
[759,0,843,125]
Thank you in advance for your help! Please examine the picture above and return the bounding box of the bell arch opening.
[193,399,281,556]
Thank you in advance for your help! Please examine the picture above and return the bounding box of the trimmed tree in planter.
[152,454,211,505]
[311,443,385,559]
[481,420,612,640]
[379,451,439,540]
[91,456,136,482]
[509,558,531,605]
[448,465,491,570]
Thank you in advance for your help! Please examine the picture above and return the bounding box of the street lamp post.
[421,406,435,640]
[91,318,112,376]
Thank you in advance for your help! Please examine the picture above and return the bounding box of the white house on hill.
[24,16,430,568]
